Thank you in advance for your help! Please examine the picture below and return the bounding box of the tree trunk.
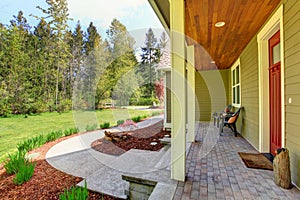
[273,148,292,189]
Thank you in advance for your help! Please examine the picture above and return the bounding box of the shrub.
[47,100,56,112]
[0,103,11,117]
[117,119,124,126]
[56,99,72,113]
[129,97,159,106]
[131,116,141,123]
[100,122,110,129]
[28,101,48,114]
[59,181,88,200]
[4,151,27,175]
[13,161,36,185]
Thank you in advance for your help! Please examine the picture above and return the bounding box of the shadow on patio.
[173,122,300,200]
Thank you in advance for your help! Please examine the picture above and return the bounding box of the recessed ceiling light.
[215,21,225,27]
[210,61,216,64]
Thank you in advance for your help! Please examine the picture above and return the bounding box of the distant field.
[0,108,162,162]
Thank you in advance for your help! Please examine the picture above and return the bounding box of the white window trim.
[231,59,241,107]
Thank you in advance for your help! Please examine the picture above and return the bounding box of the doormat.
[262,153,274,163]
[238,152,273,171]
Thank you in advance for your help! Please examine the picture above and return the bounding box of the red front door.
[269,31,281,156]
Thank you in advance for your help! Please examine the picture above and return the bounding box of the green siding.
[195,70,229,121]
[195,72,211,121]
[227,70,232,105]
[166,71,171,123]
[221,70,230,106]
[284,0,300,187]
[239,37,260,148]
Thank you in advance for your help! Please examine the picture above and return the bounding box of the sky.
[0,0,164,38]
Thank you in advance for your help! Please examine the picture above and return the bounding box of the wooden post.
[273,148,292,189]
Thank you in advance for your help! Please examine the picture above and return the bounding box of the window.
[231,60,241,107]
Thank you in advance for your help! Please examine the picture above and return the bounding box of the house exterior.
[148,0,300,188]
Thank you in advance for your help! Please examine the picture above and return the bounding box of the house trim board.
[257,4,285,152]
[186,45,196,142]
[230,58,242,108]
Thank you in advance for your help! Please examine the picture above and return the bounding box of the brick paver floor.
[173,122,300,200]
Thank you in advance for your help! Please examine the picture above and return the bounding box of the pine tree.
[36,0,72,110]
[0,25,12,116]
[139,28,160,97]
[79,22,110,109]
[33,18,55,110]
[106,18,135,58]
[5,11,33,114]
[10,11,32,32]
[85,22,100,55]
[158,31,168,50]
[156,31,169,78]
[68,21,84,98]
[96,19,137,106]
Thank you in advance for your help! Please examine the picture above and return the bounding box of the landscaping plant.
[59,181,88,200]
[151,110,163,116]
[64,127,79,136]
[119,119,137,131]
[17,135,46,152]
[44,130,64,143]
[131,116,141,123]
[117,119,124,126]
[4,126,80,186]
[13,161,36,185]
[100,122,110,129]
[4,151,27,175]
[85,124,98,131]
[17,127,79,153]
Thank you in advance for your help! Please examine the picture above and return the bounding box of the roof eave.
[148,0,170,35]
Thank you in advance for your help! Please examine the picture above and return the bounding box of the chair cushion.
[228,115,237,123]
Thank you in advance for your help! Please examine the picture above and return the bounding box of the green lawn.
[0,108,162,162]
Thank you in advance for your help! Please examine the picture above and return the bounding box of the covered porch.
[149,0,300,190]
[173,122,300,199]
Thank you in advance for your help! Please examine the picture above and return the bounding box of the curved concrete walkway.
[46,115,177,199]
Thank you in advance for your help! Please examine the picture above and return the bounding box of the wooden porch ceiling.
[149,0,281,70]
[185,0,281,70]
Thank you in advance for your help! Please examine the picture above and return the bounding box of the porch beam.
[170,0,186,181]
[187,45,196,142]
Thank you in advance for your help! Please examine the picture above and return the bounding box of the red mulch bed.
[0,134,120,200]
[91,120,171,156]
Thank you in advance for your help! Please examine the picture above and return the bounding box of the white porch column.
[187,45,196,142]
[170,0,186,181]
